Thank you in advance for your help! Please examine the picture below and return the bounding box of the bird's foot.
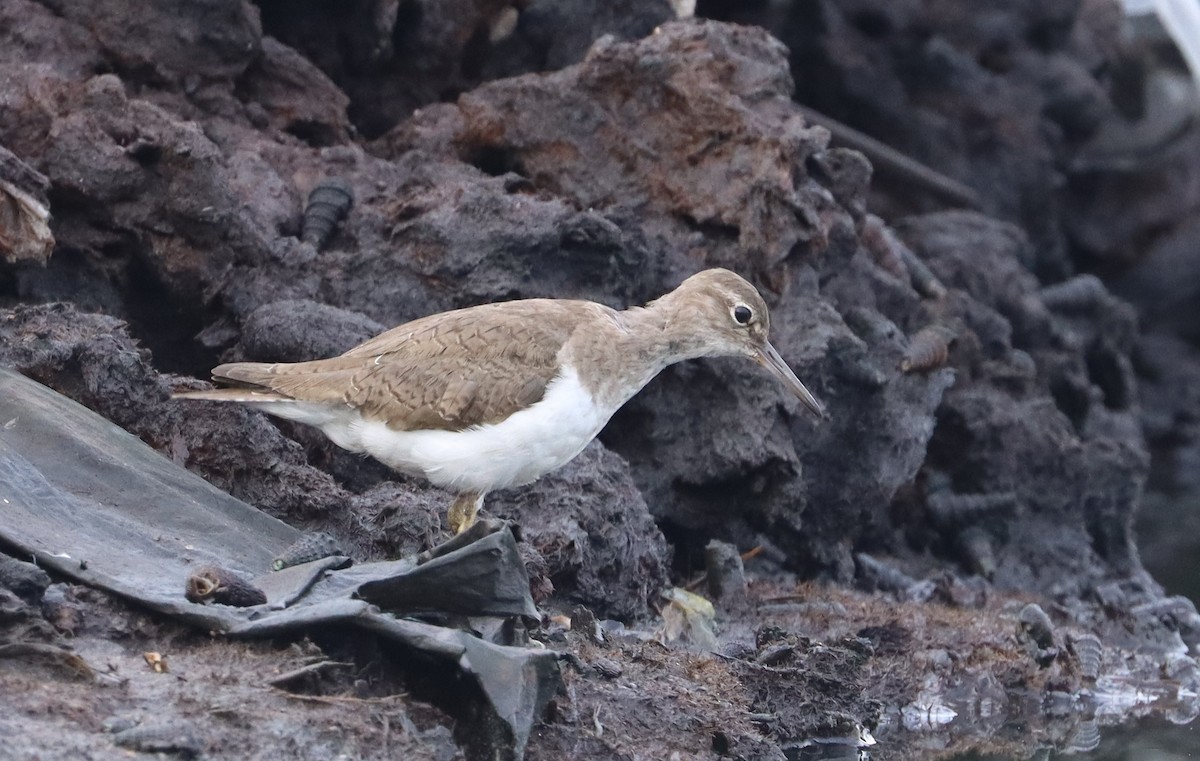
[446,491,485,535]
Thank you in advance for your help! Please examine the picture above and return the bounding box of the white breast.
[332,366,610,493]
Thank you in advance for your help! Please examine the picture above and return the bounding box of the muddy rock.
[483,0,677,79]
[38,0,262,87]
[0,304,349,522]
[237,36,353,146]
[0,556,51,604]
[0,0,104,81]
[236,299,385,363]
[380,21,846,282]
[700,0,1200,333]
[889,211,1150,591]
[2,13,1160,597]
[0,69,285,373]
[489,442,671,621]
[212,149,667,340]
[255,0,513,137]
[1113,217,1200,346]
[34,74,272,296]
[1133,331,1200,602]
[701,0,1127,281]
[255,0,676,138]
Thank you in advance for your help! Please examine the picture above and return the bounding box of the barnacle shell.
[1017,603,1056,650]
[185,565,267,607]
[272,532,343,571]
[1068,632,1103,680]
[301,177,354,249]
[901,326,956,373]
[1065,719,1101,753]
[861,214,909,280]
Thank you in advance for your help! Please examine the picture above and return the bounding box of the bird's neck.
[618,295,714,364]
[566,296,706,411]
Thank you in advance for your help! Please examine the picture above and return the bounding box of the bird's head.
[656,268,826,419]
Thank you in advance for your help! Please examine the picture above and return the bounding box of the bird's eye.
[733,305,753,325]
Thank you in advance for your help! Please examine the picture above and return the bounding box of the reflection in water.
[948,717,1199,760]
[768,577,1200,761]
[781,674,1198,760]
[1063,719,1101,754]
[862,662,1200,761]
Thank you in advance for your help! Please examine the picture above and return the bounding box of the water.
[790,719,1199,760]
[953,718,1199,760]
[792,665,1200,761]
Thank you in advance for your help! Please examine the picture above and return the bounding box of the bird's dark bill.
[756,342,826,419]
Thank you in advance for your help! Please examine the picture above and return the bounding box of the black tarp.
[0,368,559,760]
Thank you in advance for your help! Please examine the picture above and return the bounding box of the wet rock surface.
[701,0,1128,280]
[2,0,1199,758]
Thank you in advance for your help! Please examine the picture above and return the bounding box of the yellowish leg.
[447,491,484,535]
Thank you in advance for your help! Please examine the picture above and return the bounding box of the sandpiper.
[176,269,825,533]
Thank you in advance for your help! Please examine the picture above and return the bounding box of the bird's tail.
[175,387,355,434]
[172,388,291,404]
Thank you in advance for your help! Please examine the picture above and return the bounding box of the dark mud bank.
[3,1,1200,759]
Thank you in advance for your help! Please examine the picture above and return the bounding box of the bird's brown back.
[213,299,602,431]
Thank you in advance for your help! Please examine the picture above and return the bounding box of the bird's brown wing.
[212,299,591,431]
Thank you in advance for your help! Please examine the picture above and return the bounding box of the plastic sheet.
[0,368,558,759]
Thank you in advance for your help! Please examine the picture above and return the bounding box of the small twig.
[760,594,807,603]
[797,104,982,210]
[0,642,95,680]
[740,545,764,562]
[269,688,409,706]
[266,660,353,688]
[709,649,804,676]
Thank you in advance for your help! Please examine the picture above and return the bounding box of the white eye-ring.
[732,304,753,325]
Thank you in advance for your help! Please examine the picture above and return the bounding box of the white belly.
[261,367,610,494]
